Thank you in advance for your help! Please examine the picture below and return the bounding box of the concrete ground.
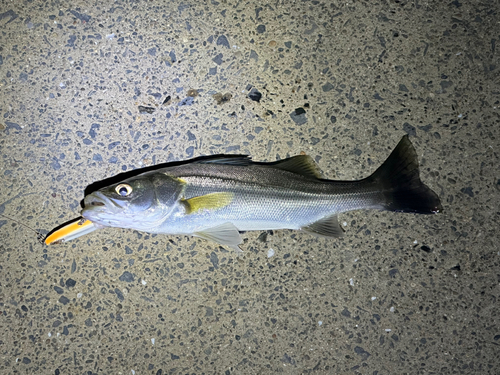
[1,1,499,374]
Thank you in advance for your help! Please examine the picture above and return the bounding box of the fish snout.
[88,201,105,207]
[83,192,118,211]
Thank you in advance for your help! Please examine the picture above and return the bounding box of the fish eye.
[115,184,133,197]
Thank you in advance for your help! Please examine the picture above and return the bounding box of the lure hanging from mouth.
[45,135,442,250]
[44,217,99,245]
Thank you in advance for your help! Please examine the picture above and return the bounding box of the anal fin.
[194,222,243,253]
[301,214,344,238]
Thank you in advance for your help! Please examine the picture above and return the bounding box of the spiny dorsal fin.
[182,192,234,214]
[269,155,323,179]
[195,155,252,166]
[301,214,344,238]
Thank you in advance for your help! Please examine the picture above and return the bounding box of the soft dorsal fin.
[301,214,344,238]
[268,155,323,179]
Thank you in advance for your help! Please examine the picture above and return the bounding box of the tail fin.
[369,135,442,214]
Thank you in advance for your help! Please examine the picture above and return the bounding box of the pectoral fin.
[194,222,243,253]
[183,192,234,214]
[301,215,344,238]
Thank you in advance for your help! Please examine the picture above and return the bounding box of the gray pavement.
[0,1,498,374]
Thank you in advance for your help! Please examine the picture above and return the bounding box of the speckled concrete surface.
[0,1,499,374]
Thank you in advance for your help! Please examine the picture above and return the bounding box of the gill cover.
[82,172,185,229]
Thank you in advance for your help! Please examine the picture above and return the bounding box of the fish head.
[82,172,184,231]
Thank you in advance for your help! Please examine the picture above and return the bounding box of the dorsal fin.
[268,155,322,179]
[195,155,252,166]
[192,154,323,179]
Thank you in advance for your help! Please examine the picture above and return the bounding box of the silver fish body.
[82,136,442,250]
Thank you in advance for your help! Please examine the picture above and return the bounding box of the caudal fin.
[369,135,442,214]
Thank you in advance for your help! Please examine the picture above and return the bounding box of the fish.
[45,135,442,251]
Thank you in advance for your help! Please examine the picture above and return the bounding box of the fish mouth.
[83,192,118,218]
[82,192,130,227]
[88,201,105,207]
[84,192,113,209]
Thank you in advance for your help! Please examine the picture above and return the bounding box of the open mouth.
[88,201,105,207]
[84,192,111,209]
